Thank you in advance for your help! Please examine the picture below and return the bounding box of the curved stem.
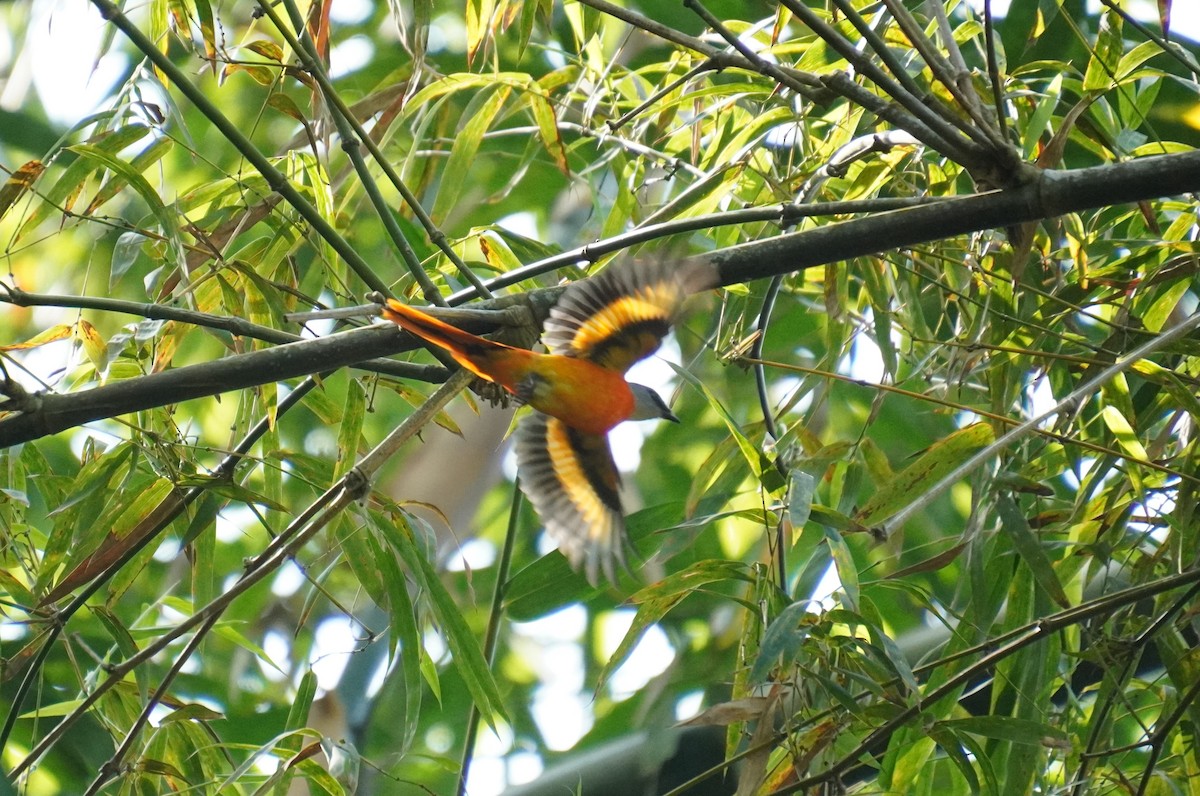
[456,478,523,796]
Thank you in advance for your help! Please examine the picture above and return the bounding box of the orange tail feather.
[381,299,526,386]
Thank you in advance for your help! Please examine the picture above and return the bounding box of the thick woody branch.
[0,326,444,447]
[1,149,1197,449]
[699,150,1200,284]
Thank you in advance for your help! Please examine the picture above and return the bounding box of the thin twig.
[3,375,321,770]
[607,58,722,133]
[1098,0,1200,79]
[739,355,1200,487]
[881,308,1200,537]
[881,1,967,106]
[456,479,523,796]
[267,0,494,302]
[777,0,990,162]
[982,0,1010,143]
[577,0,828,99]
[769,567,1200,794]
[91,0,392,297]
[445,196,936,303]
[682,0,836,100]
[10,372,471,781]
[1135,674,1200,796]
[831,0,996,148]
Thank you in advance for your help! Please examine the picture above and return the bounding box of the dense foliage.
[2,0,1200,794]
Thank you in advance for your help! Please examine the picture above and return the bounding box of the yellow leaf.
[0,324,73,351]
[76,320,107,370]
[0,160,45,223]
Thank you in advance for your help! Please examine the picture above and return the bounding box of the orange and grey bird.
[379,260,714,583]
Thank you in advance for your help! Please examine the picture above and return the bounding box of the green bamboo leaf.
[334,379,366,481]
[430,85,511,223]
[21,698,89,719]
[1082,10,1122,91]
[882,735,938,792]
[192,0,217,65]
[381,509,508,728]
[66,140,182,261]
[402,72,497,110]
[824,525,859,611]
[1132,359,1200,422]
[668,360,765,480]
[599,560,752,690]
[996,497,1069,609]
[954,727,999,793]
[926,724,982,794]
[209,623,287,677]
[516,0,537,58]
[365,519,422,753]
[174,477,290,513]
[1114,40,1162,83]
[159,703,225,723]
[335,516,385,605]
[858,437,894,483]
[1141,276,1190,333]
[476,228,524,273]
[1099,404,1150,462]
[288,672,318,735]
[39,444,134,591]
[189,496,217,610]
[86,135,173,215]
[0,566,34,608]
[266,92,310,125]
[941,716,1067,745]
[1023,73,1063,159]
[852,614,920,695]
[18,124,150,239]
[859,265,897,378]
[685,434,753,517]
[528,91,569,174]
[93,606,148,696]
[788,471,815,529]
[748,600,814,683]
[269,669,318,796]
[854,422,994,527]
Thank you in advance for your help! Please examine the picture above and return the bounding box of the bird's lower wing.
[515,413,628,585]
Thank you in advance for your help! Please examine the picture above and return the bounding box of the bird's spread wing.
[541,260,713,373]
[516,412,627,584]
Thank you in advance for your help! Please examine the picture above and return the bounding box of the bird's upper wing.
[541,259,714,373]
[515,412,628,584]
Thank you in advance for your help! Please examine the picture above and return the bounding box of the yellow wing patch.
[542,261,697,373]
[567,288,680,365]
[543,418,619,533]
[515,413,627,584]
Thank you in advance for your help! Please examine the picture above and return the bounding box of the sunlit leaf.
[0,324,72,351]
[853,423,995,528]
[0,159,45,223]
[75,319,107,370]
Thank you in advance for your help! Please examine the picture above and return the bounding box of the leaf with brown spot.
[0,160,45,223]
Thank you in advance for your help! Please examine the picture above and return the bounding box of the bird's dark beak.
[664,409,680,423]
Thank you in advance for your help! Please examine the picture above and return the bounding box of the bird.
[379,259,715,584]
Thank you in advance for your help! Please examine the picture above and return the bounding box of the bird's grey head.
[629,383,679,422]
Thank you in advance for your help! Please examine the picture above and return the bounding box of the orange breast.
[525,355,633,435]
